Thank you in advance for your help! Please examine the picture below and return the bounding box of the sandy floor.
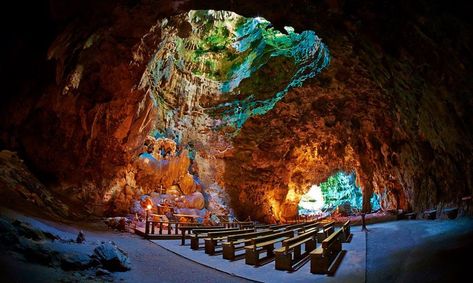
[1,207,473,283]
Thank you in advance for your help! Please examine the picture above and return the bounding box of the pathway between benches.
[152,230,366,283]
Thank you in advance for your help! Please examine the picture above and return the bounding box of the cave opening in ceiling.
[298,172,381,216]
[139,9,330,140]
[133,10,331,218]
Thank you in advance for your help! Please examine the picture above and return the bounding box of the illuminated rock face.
[140,10,329,139]
[1,1,472,220]
[135,10,330,216]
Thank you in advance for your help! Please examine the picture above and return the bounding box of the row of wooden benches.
[144,220,256,236]
[181,220,352,274]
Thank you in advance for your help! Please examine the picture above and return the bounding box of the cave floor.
[1,208,473,283]
[154,230,365,283]
[0,208,249,283]
[366,217,473,283]
[153,218,473,283]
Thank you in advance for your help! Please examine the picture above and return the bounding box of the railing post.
[145,209,150,235]
[361,213,368,232]
[151,222,155,234]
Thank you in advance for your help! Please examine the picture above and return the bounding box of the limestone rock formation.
[0,150,74,218]
[0,0,472,221]
[93,242,131,271]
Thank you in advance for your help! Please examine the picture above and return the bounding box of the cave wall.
[0,0,472,220]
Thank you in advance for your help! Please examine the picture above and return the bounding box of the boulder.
[13,220,46,241]
[93,242,131,271]
[96,267,111,276]
[60,252,93,270]
[0,217,19,246]
[104,217,128,231]
[19,238,57,265]
[76,230,86,243]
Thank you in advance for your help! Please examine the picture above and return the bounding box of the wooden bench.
[423,209,437,220]
[274,228,318,271]
[404,212,417,220]
[442,207,458,219]
[220,221,238,228]
[310,229,344,274]
[179,225,224,245]
[268,224,289,230]
[341,220,352,242]
[461,196,472,215]
[245,230,294,266]
[190,227,239,250]
[204,229,255,255]
[222,230,274,260]
[235,221,255,229]
[298,222,319,233]
[317,221,335,242]
[284,222,309,231]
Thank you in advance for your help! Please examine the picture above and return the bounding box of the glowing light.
[299,185,325,213]
[298,172,382,215]
[140,10,331,135]
[146,204,152,210]
[286,189,297,202]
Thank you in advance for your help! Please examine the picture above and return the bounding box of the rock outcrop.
[0,216,131,275]
[93,242,131,272]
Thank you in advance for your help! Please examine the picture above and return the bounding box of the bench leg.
[266,244,275,258]
[275,253,292,271]
[205,240,217,255]
[306,239,316,252]
[191,237,199,250]
[245,249,258,265]
[311,253,329,274]
[223,244,235,260]
[294,245,301,259]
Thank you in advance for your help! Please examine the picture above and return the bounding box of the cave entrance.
[298,172,380,216]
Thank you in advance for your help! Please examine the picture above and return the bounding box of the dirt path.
[0,208,252,283]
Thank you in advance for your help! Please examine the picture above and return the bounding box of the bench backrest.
[284,222,307,231]
[179,225,211,231]
[207,228,255,238]
[283,228,318,248]
[226,230,273,242]
[341,220,351,241]
[191,227,237,234]
[321,221,335,230]
[301,227,318,235]
[269,224,289,230]
[235,221,254,225]
[251,230,294,245]
[301,222,319,232]
[322,229,342,249]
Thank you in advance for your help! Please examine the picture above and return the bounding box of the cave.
[1,0,473,282]
[298,172,381,217]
